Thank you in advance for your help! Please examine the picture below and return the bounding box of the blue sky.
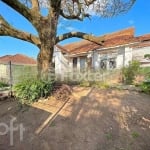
[0,0,150,58]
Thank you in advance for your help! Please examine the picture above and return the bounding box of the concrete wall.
[116,47,125,68]
[54,47,70,76]
[55,45,133,74]
[0,64,8,79]
[124,47,132,66]
[116,47,132,68]
[92,51,100,69]
[133,46,150,61]
[93,47,132,70]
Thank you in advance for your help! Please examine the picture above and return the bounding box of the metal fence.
[0,61,122,86]
[55,69,122,84]
[0,62,37,85]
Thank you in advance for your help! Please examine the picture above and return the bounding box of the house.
[54,27,150,76]
[132,38,150,67]
[0,54,37,82]
[0,54,37,65]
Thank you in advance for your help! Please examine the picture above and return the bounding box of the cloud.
[58,25,77,31]
[65,27,77,31]
[58,21,78,31]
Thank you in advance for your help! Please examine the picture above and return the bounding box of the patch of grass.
[79,80,90,87]
[105,133,113,140]
[50,121,56,127]
[79,80,110,89]
[139,67,150,76]
[131,131,140,138]
[92,81,110,89]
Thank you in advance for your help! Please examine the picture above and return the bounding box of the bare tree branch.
[60,0,136,20]
[60,9,82,20]
[84,0,96,6]
[56,31,105,44]
[0,15,40,46]
[31,0,40,11]
[1,0,33,22]
[60,0,91,20]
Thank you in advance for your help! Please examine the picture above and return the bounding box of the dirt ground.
[0,87,150,150]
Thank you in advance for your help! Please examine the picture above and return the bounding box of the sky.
[0,0,150,59]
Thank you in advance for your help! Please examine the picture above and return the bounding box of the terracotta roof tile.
[0,54,37,65]
[56,45,69,53]
[132,41,150,49]
[61,28,150,55]
[63,27,134,51]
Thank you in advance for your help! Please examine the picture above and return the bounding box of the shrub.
[0,81,9,88]
[144,54,150,59]
[139,67,150,76]
[122,60,140,84]
[140,80,150,94]
[13,78,54,104]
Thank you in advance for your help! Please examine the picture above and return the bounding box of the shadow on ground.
[0,87,150,150]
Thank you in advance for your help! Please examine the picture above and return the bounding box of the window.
[80,56,86,71]
[73,57,77,69]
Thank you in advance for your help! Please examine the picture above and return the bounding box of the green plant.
[80,80,90,87]
[13,78,54,104]
[139,67,150,76]
[140,80,150,94]
[122,60,140,84]
[105,133,113,140]
[0,81,9,88]
[144,54,150,59]
[92,81,110,89]
[131,131,140,138]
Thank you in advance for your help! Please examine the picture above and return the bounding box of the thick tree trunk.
[37,44,54,80]
[37,3,60,80]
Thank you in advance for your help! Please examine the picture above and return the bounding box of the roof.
[55,45,69,53]
[59,27,150,55]
[0,54,37,65]
[132,41,150,49]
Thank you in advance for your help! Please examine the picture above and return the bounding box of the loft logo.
[0,117,25,146]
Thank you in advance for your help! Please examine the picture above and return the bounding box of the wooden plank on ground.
[35,98,70,135]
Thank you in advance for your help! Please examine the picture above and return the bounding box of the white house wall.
[55,45,134,74]
[115,47,132,68]
[133,46,150,61]
[69,58,73,71]
[116,47,125,68]
[93,47,131,70]
[0,64,7,79]
[124,47,133,66]
[54,47,70,76]
[92,51,100,69]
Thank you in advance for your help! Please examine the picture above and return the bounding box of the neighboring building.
[0,54,37,82]
[132,40,150,67]
[0,54,37,65]
[54,27,150,75]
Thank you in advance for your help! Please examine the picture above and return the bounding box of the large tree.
[0,0,136,78]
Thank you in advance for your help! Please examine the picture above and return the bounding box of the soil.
[0,87,150,150]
